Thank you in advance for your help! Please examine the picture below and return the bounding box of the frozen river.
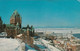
[35,28,80,34]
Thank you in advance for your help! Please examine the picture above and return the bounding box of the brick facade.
[10,10,21,28]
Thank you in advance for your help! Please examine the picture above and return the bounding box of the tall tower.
[10,10,21,28]
[26,25,34,46]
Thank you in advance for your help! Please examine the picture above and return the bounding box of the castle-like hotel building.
[0,10,34,46]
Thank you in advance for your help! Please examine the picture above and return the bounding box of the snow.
[39,38,61,51]
[0,32,7,36]
[34,38,60,51]
[35,28,80,34]
[0,38,22,51]
[34,40,49,51]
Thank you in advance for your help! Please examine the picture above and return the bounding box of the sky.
[0,0,80,28]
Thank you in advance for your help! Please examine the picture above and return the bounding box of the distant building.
[0,17,5,33]
[10,10,21,28]
[0,17,3,33]
[36,32,44,35]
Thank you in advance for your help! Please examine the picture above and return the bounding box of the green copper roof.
[6,24,15,27]
[14,10,18,15]
[11,10,21,18]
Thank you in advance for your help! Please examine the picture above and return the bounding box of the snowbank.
[0,38,22,51]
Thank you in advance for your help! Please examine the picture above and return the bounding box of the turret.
[26,25,30,36]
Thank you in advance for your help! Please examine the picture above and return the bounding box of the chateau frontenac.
[0,10,35,46]
[10,10,21,28]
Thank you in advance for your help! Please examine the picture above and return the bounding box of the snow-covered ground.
[33,38,61,51]
[0,38,22,51]
[35,28,80,34]
[34,40,49,51]
[38,38,61,51]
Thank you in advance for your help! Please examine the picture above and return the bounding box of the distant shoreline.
[34,27,80,29]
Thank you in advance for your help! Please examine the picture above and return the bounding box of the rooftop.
[11,10,21,18]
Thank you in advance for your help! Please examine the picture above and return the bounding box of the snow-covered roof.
[0,38,22,51]
[0,32,7,36]
[39,38,61,51]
